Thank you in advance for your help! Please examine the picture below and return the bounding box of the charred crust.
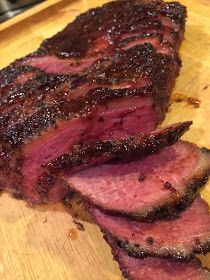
[110,234,210,262]
[163,181,177,193]
[202,147,210,153]
[0,64,41,88]
[0,0,186,205]
[36,173,57,198]
[193,238,210,255]
[164,181,172,188]
[138,174,147,182]
[0,83,154,147]
[0,147,24,199]
[104,235,134,280]
[37,0,186,59]
[97,224,210,265]
[0,73,69,111]
[44,153,83,173]
[11,186,25,200]
[146,237,154,245]
[88,43,174,84]
[0,0,186,150]
[37,173,56,187]
[139,173,209,221]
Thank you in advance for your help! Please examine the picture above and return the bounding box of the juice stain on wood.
[173,93,201,108]
[69,228,78,241]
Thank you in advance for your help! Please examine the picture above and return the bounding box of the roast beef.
[91,196,210,260]
[105,235,210,280]
[0,44,177,203]
[0,0,186,203]
[64,142,210,220]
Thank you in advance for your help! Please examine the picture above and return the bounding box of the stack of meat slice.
[91,196,210,280]
[45,121,210,279]
[58,139,210,221]
[0,0,186,204]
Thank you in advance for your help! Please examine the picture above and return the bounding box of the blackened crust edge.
[103,234,210,280]
[115,236,210,261]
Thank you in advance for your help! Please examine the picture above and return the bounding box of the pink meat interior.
[22,96,156,203]
[92,197,210,255]
[108,236,210,280]
[66,141,200,212]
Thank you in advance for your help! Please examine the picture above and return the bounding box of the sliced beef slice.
[45,121,192,174]
[91,196,210,260]
[105,235,210,280]
[64,142,210,220]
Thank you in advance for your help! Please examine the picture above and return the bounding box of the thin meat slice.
[45,121,192,174]
[91,196,210,260]
[64,142,210,220]
[105,235,210,280]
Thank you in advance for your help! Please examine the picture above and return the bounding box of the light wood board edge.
[0,0,76,32]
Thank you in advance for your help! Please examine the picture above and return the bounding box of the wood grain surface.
[0,0,210,279]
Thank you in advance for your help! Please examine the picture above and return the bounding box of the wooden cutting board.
[0,0,210,279]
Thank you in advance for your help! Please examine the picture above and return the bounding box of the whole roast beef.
[0,0,186,203]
